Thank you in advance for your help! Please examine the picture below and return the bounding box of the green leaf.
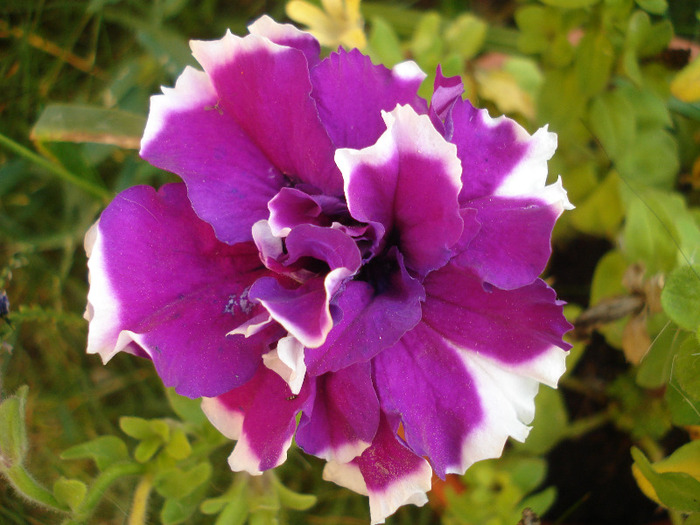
[515,6,558,54]
[540,0,601,7]
[632,447,700,512]
[508,457,548,493]
[569,170,623,238]
[445,13,487,60]
[410,12,444,71]
[622,197,677,273]
[367,17,405,68]
[30,104,145,149]
[666,378,700,426]
[519,486,557,516]
[165,387,207,426]
[61,436,129,471]
[661,266,700,332]
[637,324,686,388]
[0,385,29,469]
[120,416,156,440]
[575,31,614,97]
[161,485,207,525]
[214,500,249,525]
[149,419,170,442]
[154,462,212,499]
[164,428,192,460]
[673,337,700,400]
[635,0,667,14]
[622,85,672,128]
[589,90,637,161]
[134,437,162,463]
[53,477,87,511]
[273,477,317,511]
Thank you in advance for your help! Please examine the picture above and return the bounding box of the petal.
[429,65,464,137]
[262,335,306,395]
[248,15,321,68]
[267,188,331,236]
[250,225,362,347]
[85,184,277,398]
[190,31,341,194]
[202,366,311,475]
[311,48,427,149]
[338,105,463,275]
[421,263,571,373]
[305,249,424,376]
[457,185,570,289]
[297,361,379,463]
[375,320,567,479]
[140,66,285,245]
[374,323,483,478]
[323,415,432,525]
[449,99,557,203]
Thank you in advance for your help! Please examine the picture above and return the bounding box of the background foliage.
[1,0,699,524]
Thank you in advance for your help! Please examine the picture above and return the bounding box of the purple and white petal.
[421,263,571,370]
[456,192,566,289]
[140,67,285,245]
[297,361,379,463]
[248,15,321,68]
[305,249,424,376]
[429,66,464,137]
[449,99,560,204]
[202,366,311,475]
[324,415,432,525]
[190,32,341,194]
[311,48,427,149]
[338,105,463,275]
[262,335,306,395]
[374,323,483,478]
[85,183,278,398]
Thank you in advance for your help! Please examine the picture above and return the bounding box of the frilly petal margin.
[338,105,463,275]
[201,366,312,475]
[311,48,427,149]
[323,416,432,525]
[140,66,285,245]
[190,29,341,195]
[296,361,380,463]
[248,15,321,68]
[85,183,278,398]
[456,181,572,290]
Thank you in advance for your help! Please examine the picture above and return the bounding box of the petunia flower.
[85,16,573,524]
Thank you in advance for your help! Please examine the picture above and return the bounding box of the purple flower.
[85,16,573,524]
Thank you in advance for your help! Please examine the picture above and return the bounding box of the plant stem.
[0,131,110,202]
[75,462,144,521]
[127,473,154,525]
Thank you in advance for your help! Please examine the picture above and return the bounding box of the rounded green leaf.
[53,477,87,512]
[61,436,129,471]
[632,447,700,512]
[540,0,601,7]
[661,266,700,332]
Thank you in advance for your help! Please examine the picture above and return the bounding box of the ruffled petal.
[297,361,379,463]
[140,67,285,245]
[262,335,307,395]
[376,318,567,479]
[338,105,463,275]
[311,48,427,149]
[429,66,464,137]
[457,183,570,290]
[190,31,341,194]
[449,99,557,204]
[248,15,321,68]
[323,415,432,525]
[85,184,278,398]
[305,248,424,376]
[201,366,312,475]
[422,263,571,374]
